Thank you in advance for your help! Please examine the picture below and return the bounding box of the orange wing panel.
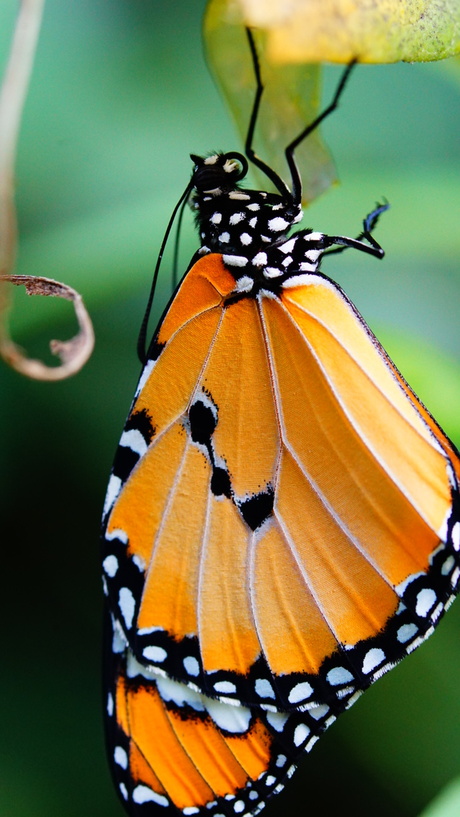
[282,280,437,442]
[199,297,279,497]
[134,307,223,437]
[123,682,215,809]
[283,288,450,530]
[116,671,276,810]
[276,449,398,646]
[156,255,237,346]
[129,741,168,796]
[261,296,442,589]
[137,441,210,637]
[198,497,261,673]
[252,521,337,675]
[224,720,273,778]
[107,424,187,569]
[165,706,249,796]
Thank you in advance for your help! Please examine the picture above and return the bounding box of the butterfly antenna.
[172,195,189,293]
[137,178,194,364]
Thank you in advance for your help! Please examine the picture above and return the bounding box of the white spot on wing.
[293,723,310,747]
[442,555,455,575]
[415,588,437,617]
[310,704,329,721]
[305,248,321,261]
[120,428,147,457]
[362,648,385,674]
[397,623,418,643]
[453,522,460,551]
[219,232,230,243]
[135,359,155,397]
[133,785,169,807]
[103,554,119,577]
[255,678,276,699]
[240,232,252,245]
[156,676,205,712]
[396,572,424,595]
[265,711,288,732]
[103,475,122,517]
[288,681,313,704]
[112,621,127,654]
[105,527,128,544]
[326,666,354,686]
[138,625,163,635]
[183,656,200,676]
[143,645,167,662]
[205,698,251,733]
[211,212,222,224]
[119,587,136,629]
[132,554,145,571]
[214,680,236,694]
[114,745,128,769]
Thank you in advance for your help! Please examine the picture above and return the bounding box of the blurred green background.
[1,1,460,816]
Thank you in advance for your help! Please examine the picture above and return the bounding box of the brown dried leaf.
[0,275,95,381]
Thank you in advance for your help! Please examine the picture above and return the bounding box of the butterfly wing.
[102,254,460,715]
[104,612,345,817]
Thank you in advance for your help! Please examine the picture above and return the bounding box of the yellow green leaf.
[235,0,460,63]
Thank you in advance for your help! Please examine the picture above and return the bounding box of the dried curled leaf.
[204,0,337,204]
[235,0,460,63]
[0,275,95,381]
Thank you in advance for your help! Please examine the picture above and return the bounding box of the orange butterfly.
[101,31,460,817]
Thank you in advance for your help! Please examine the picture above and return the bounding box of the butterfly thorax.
[189,152,331,296]
[191,152,303,256]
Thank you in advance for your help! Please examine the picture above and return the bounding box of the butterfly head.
[190,152,249,195]
[190,152,303,256]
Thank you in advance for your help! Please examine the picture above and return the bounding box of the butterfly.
[101,29,460,817]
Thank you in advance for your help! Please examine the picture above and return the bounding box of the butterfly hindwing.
[105,613,350,817]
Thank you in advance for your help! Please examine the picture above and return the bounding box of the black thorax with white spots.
[190,152,328,295]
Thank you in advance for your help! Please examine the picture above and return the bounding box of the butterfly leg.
[323,201,390,259]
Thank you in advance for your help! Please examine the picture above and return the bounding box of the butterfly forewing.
[103,254,460,719]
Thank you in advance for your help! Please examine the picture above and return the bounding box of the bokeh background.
[1,1,460,816]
